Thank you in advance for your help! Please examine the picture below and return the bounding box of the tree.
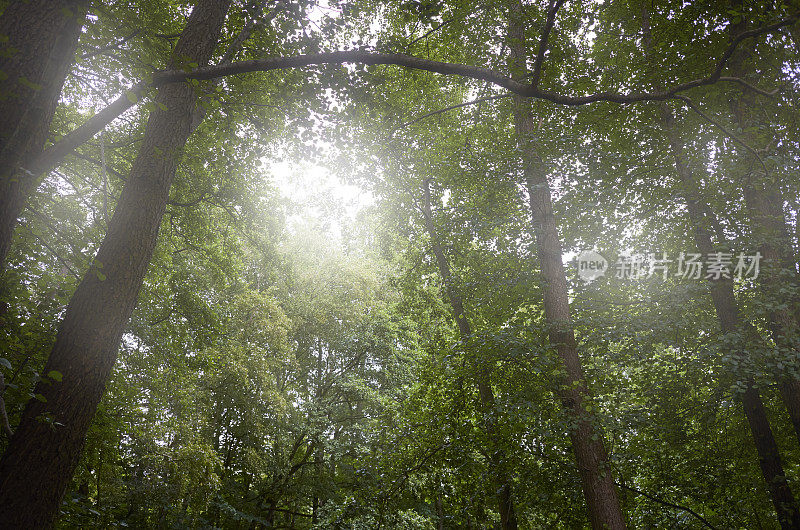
[0,0,89,266]
[509,1,626,527]
[0,0,231,525]
[420,178,518,529]
[639,3,800,526]
[1,1,799,527]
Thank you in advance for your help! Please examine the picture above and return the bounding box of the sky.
[268,159,375,241]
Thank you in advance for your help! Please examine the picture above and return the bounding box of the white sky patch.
[441,188,451,206]
[268,159,375,241]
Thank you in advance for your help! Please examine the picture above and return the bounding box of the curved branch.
[154,15,795,103]
[25,14,796,184]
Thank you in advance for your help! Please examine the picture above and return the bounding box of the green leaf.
[47,370,63,382]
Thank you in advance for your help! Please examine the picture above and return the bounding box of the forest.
[1,0,800,528]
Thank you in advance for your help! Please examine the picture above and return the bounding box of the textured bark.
[0,0,89,267]
[641,6,800,527]
[420,181,518,529]
[508,4,626,528]
[726,9,800,447]
[0,1,231,527]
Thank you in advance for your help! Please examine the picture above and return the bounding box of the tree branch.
[394,93,511,131]
[673,94,767,174]
[81,30,142,59]
[25,14,796,185]
[617,482,718,530]
[718,76,780,97]
[407,17,455,49]
[531,0,567,88]
[142,13,800,102]
[153,16,795,103]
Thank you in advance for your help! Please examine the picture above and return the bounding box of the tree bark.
[508,3,626,528]
[420,180,518,530]
[640,5,800,527]
[0,1,231,527]
[0,0,89,267]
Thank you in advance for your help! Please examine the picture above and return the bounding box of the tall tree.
[640,4,800,526]
[0,0,89,267]
[725,4,800,444]
[0,0,231,525]
[420,178,518,529]
[508,2,626,527]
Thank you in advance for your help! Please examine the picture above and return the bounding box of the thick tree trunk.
[640,6,800,527]
[0,1,231,527]
[508,4,626,528]
[420,181,518,530]
[0,0,89,267]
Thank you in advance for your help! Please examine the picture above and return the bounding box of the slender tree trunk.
[725,7,800,446]
[420,181,518,530]
[0,0,89,267]
[640,6,800,527]
[436,495,445,530]
[507,4,626,528]
[518,129,627,530]
[663,110,800,529]
[0,1,231,527]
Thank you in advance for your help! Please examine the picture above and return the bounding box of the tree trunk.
[519,131,627,530]
[0,1,231,527]
[640,6,800,527]
[508,3,626,528]
[665,115,800,528]
[725,7,800,447]
[420,181,518,530]
[0,0,89,267]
